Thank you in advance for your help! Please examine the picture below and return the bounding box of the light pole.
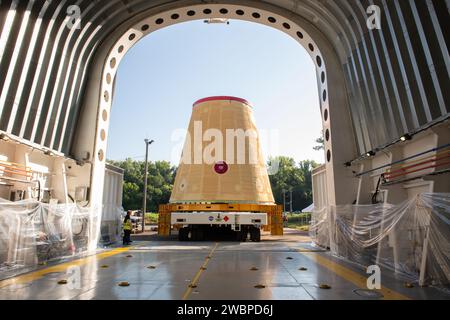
[142,139,154,233]
[289,189,293,213]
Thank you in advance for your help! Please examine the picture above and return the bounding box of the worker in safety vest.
[123,211,133,245]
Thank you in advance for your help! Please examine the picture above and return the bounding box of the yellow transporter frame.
[158,203,283,237]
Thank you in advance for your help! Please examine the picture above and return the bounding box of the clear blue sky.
[107,19,324,164]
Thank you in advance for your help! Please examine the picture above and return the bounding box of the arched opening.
[106,20,323,163]
[72,3,357,211]
[100,6,329,160]
[106,19,324,212]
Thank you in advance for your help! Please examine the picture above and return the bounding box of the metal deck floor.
[0,230,449,300]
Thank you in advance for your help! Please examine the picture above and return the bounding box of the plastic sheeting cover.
[310,193,450,287]
[100,204,124,245]
[0,199,101,278]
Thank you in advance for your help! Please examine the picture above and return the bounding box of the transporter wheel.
[191,227,205,241]
[240,226,249,242]
[178,228,188,241]
[196,228,205,241]
[250,227,261,242]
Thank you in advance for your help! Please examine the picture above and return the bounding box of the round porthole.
[316,56,322,67]
[321,71,326,83]
[324,109,329,121]
[100,129,106,141]
[283,22,291,29]
[98,149,105,161]
[102,109,108,121]
[297,31,304,39]
[106,73,111,84]
[128,33,136,41]
[236,10,244,15]
[203,9,212,14]
[118,45,124,53]
[110,58,116,68]
[327,150,331,163]
[171,13,180,20]
[187,10,196,16]
[325,129,330,141]
[309,43,314,51]
[219,8,228,14]
[252,12,261,19]
[155,18,164,25]
[104,91,109,102]
[141,24,149,31]
[268,17,276,23]
[323,90,327,102]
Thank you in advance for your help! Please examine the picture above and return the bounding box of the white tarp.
[0,199,101,278]
[302,204,314,213]
[310,193,450,287]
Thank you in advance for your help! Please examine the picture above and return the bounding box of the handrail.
[382,169,450,186]
[355,143,450,177]
[386,149,450,172]
[384,154,450,178]
[0,160,33,180]
[0,159,29,168]
[0,176,33,184]
[385,160,450,180]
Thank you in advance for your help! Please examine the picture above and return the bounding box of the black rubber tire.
[190,228,197,241]
[250,227,261,242]
[196,228,204,241]
[178,228,188,241]
[184,228,191,241]
[240,227,248,242]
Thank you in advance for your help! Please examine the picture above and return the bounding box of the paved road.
[0,229,448,300]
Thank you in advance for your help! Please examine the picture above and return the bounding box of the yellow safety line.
[299,251,410,300]
[182,242,219,300]
[0,246,133,289]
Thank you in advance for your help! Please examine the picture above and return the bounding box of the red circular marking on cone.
[214,161,229,174]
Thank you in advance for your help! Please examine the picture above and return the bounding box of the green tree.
[123,182,141,209]
[313,131,325,151]
[268,156,319,211]
[108,159,176,212]
[110,156,318,213]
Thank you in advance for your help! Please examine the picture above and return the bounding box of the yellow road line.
[299,251,410,300]
[182,242,219,300]
[0,246,133,289]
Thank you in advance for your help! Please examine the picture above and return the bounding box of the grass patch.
[288,225,310,231]
[144,213,159,224]
[285,212,311,231]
